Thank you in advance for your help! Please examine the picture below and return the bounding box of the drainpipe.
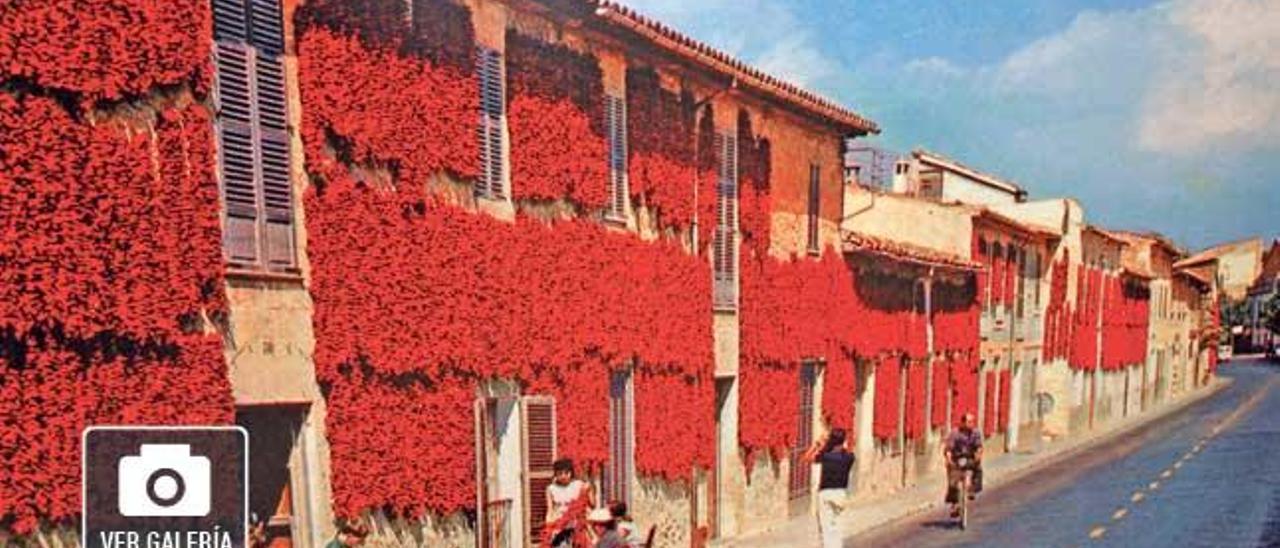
[923,270,936,448]
[898,353,908,488]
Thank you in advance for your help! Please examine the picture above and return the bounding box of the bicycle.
[949,457,976,530]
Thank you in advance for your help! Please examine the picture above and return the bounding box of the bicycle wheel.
[959,477,969,530]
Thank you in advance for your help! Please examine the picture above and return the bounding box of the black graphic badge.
[83,427,247,548]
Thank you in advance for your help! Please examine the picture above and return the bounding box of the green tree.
[1264,293,1280,336]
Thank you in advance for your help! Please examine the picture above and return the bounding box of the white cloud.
[897,0,1280,155]
[903,56,966,79]
[755,36,837,88]
[1138,0,1280,152]
[990,7,1165,98]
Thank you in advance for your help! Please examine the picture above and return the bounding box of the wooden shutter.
[212,0,249,42]
[212,0,294,270]
[476,47,505,199]
[713,133,738,310]
[247,0,285,55]
[807,163,820,252]
[605,369,633,507]
[213,40,260,264]
[522,396,556,544]
[606,94,628,219]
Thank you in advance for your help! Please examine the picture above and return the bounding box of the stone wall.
[632,477,695,548]
[739,455,789,537]
[360,511,475,548]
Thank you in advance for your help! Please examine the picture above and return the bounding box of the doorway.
[476,395,556,548]
[788,363,818,517]
[235,405,310,548]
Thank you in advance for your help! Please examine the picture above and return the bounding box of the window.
[979,238,991,314]
[1015,247,1026,319]
[476,47,506,199]
[807,163,821,253]
[605,94,629,220]
[521,397,556,543]
[1031,251,1042,308]
[604,368,634,507]
[212,0,295,270]
[991,242,1004,317]
[789,362,818,503]
[713,132,738,311]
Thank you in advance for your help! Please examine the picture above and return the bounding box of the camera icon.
[118,444,211,517]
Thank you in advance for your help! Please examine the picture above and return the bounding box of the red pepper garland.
[634,369,715,481]
[324,369,477,516]
[1100,277,1150,370]
[903,362,928,440]
[950,355,980,427]
[1070,266,1104,369]
[506,31,609,209]
[626,67,697,228]
[0,0,212,102]
[738,253,862,457]
[0,95,232,533]
[1043,253,1072,361]
[984,371,998,435]
[295,12,478,187]
[304,175,715,518]
[822,356,858,433]
[931,359,951,429]
[872,358,902,441]
[997,369,1012,433]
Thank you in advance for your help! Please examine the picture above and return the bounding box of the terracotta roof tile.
[1174,237,1263,268]
[842,231,982,271]
[973,208,1060,240]
[588,1,878,134]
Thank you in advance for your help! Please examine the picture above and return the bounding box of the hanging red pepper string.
[1,94,232,533]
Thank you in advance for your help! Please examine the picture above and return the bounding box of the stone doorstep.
[718,378,1232,547]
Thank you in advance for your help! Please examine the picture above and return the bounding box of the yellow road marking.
[1131,491,1145,502]
[1090,526,1107,539]
[1112,508,1128,520]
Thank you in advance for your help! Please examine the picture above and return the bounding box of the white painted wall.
[940,171,1018,206]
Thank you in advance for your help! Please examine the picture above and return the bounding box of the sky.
[617,0,1280,250]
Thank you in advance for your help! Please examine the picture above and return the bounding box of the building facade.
[1246,240,1280,352]
[0,1,1227,547]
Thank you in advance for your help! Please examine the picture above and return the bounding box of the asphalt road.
[856,357,1280,548]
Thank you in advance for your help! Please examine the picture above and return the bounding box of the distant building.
[891,149,1028,206]
[1110,231,1193,410]
[1246,240,1280,351]
[1174,237,1264,301]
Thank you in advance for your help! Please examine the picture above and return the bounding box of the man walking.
[804,428,855,548]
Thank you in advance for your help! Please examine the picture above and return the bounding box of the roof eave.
[589,2,879,135]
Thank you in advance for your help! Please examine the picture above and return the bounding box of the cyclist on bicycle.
[943,412,984,518]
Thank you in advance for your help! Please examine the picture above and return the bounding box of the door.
[604,370,634,507]
[476,398,508,548]
[788,363,818,516]
[236,405,307,548]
